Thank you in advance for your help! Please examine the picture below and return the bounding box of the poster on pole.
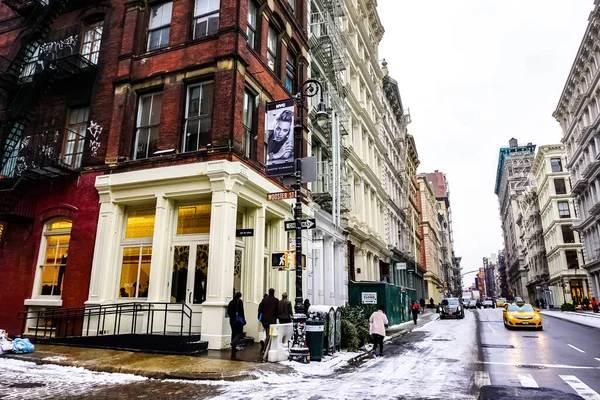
[265,99,295,177]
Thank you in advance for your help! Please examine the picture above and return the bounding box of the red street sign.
[267,191,296,201]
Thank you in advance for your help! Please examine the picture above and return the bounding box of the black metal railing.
[3,0,49,16]
[1,126,85,179]
[18,302,194,341]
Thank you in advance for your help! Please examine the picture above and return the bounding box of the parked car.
[482,299,494,308]
[439,298,465,319]
[467,300,477,309]
[503,303,543,330]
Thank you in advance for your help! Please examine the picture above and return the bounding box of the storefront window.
[39,220,71,296]
[119,208,155,298]
[177,204,211,234]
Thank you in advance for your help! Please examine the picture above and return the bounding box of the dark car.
[439,298,465,319]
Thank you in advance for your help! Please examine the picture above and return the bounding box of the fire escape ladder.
[0,0,70,174]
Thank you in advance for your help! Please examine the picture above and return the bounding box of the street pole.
[288,79,327,363]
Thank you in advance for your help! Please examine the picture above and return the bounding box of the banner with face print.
[265,99,295,177]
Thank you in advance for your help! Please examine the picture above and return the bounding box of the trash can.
[305,319,324,361]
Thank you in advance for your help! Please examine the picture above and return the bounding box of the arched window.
[38,220,72,296]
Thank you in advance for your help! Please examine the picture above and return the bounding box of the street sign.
[361,292,377,304]
[235,229,254,237]
[284,218,316,231]
[267,191,296,201]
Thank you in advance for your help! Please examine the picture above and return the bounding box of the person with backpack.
[227,292,245,356]
[410,301,420,325]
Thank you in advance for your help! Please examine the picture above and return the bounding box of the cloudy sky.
[378,1,592,288]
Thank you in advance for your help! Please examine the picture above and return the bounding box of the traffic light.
[272,252,286,268]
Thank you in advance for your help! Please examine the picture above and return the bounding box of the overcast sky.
[378,1,592,289]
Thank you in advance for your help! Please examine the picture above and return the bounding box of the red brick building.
[0,0,309,350]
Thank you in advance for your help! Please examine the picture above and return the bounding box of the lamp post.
[288,79,328,363]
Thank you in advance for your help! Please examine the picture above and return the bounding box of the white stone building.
[532,145,587,306]
[553,1,600,300]
[342,0,390,281]
[306,0,350,306]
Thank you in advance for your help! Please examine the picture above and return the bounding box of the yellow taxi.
[503,302,543,330]
[496,298,506,307]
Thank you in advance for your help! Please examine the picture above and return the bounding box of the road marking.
[480,361,600,370]
[595,358,600,362]
[518,374,539,388]
[560,375,600,400]
[568,344,586,353]
[474,371,491,387]
[487,322,497,332]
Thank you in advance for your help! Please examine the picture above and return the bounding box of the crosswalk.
[474,370,600,400]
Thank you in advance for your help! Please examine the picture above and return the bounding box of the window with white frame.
[119,209,155,299]
[558,201,571,218]
[242,89,256,158]
[193,0,220,39]
[38,220,72,296]
[267,26,277,72]
[183,81,214,152]
[81,22,103,64]
[247,0,258,49]
[63,107,89,169]
[147,2,173,51]
[135,92,162,160]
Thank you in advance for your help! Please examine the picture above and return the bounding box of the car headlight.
[507,315,515,319]
[533,315,541,319]
[457,306,462,311]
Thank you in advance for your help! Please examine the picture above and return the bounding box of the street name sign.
[235,229,254,237]
[284,218,316,231]
[267,191,296,201]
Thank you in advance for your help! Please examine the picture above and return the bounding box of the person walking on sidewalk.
[591,297,598,313]
[410,301,420,325]
[278,292,293,323]
[429,298,435,308]
[227,292,245,356]
[259,288,279,350]
[420,298,426,312]
[369,305,388,357]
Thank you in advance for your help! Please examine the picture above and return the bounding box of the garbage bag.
[12,338,34,353]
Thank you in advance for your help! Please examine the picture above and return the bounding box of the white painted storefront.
[86,160,309,349]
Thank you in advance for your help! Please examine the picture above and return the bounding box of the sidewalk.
[540,309,600,329]
[0,314,436,381]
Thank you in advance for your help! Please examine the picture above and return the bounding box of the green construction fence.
[348,282,417,325]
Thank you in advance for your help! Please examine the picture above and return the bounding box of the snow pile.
[541,310,600,329]
[0,358,146,400]
[278,351,361,376]
[41,356,68,362]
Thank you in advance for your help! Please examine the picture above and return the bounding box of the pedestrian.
[369,304,388,357]
[258,293,268,351]
[429,297,435,308]
[304,298,311,318]
[227,292,245,356]
[259,288,279,350]
[278,292,293,323]
[591,297,598,313]
[410,301,420,324]
[419,298,426,312]
[583,297,590,311]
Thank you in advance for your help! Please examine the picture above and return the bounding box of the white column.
[593,272,600,298]
[148,196,171,302]
[243,206,265,339]
[86,197,121,304]
[324,236,335,305]
[315,231,325,305]
[200,178,240,350]
[360,180,366,223]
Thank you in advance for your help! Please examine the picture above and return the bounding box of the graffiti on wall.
[87,121,102,157]
[40,35,79,60]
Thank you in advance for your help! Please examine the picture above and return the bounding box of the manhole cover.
[516,364,547,369]
[481,344,515,349]
[8,383,46,389]
[522,336,538,338]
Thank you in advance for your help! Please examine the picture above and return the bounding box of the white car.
[482,299,494,308]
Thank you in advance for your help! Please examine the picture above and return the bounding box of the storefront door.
[169,242,209,332]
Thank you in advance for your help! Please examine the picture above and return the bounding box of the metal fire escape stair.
[0,0,69,219]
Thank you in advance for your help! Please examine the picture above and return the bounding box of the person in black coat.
[227,292,245,354]
[258,288,279,346]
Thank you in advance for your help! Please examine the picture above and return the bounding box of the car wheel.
[538,326,543,331]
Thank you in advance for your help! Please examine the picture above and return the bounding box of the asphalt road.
[477,308,600,399]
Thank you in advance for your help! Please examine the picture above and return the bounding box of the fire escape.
[0,0,98,221]
[309,0,350,224]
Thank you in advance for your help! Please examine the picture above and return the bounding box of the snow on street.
[208,310,480,399]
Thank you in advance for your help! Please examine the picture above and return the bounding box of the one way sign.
[284,219,316,231]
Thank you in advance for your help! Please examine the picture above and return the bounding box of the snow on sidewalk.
[540,310,600,329]
[278,351,362,377]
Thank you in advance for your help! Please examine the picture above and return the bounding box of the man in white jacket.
[369,305,388,357]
